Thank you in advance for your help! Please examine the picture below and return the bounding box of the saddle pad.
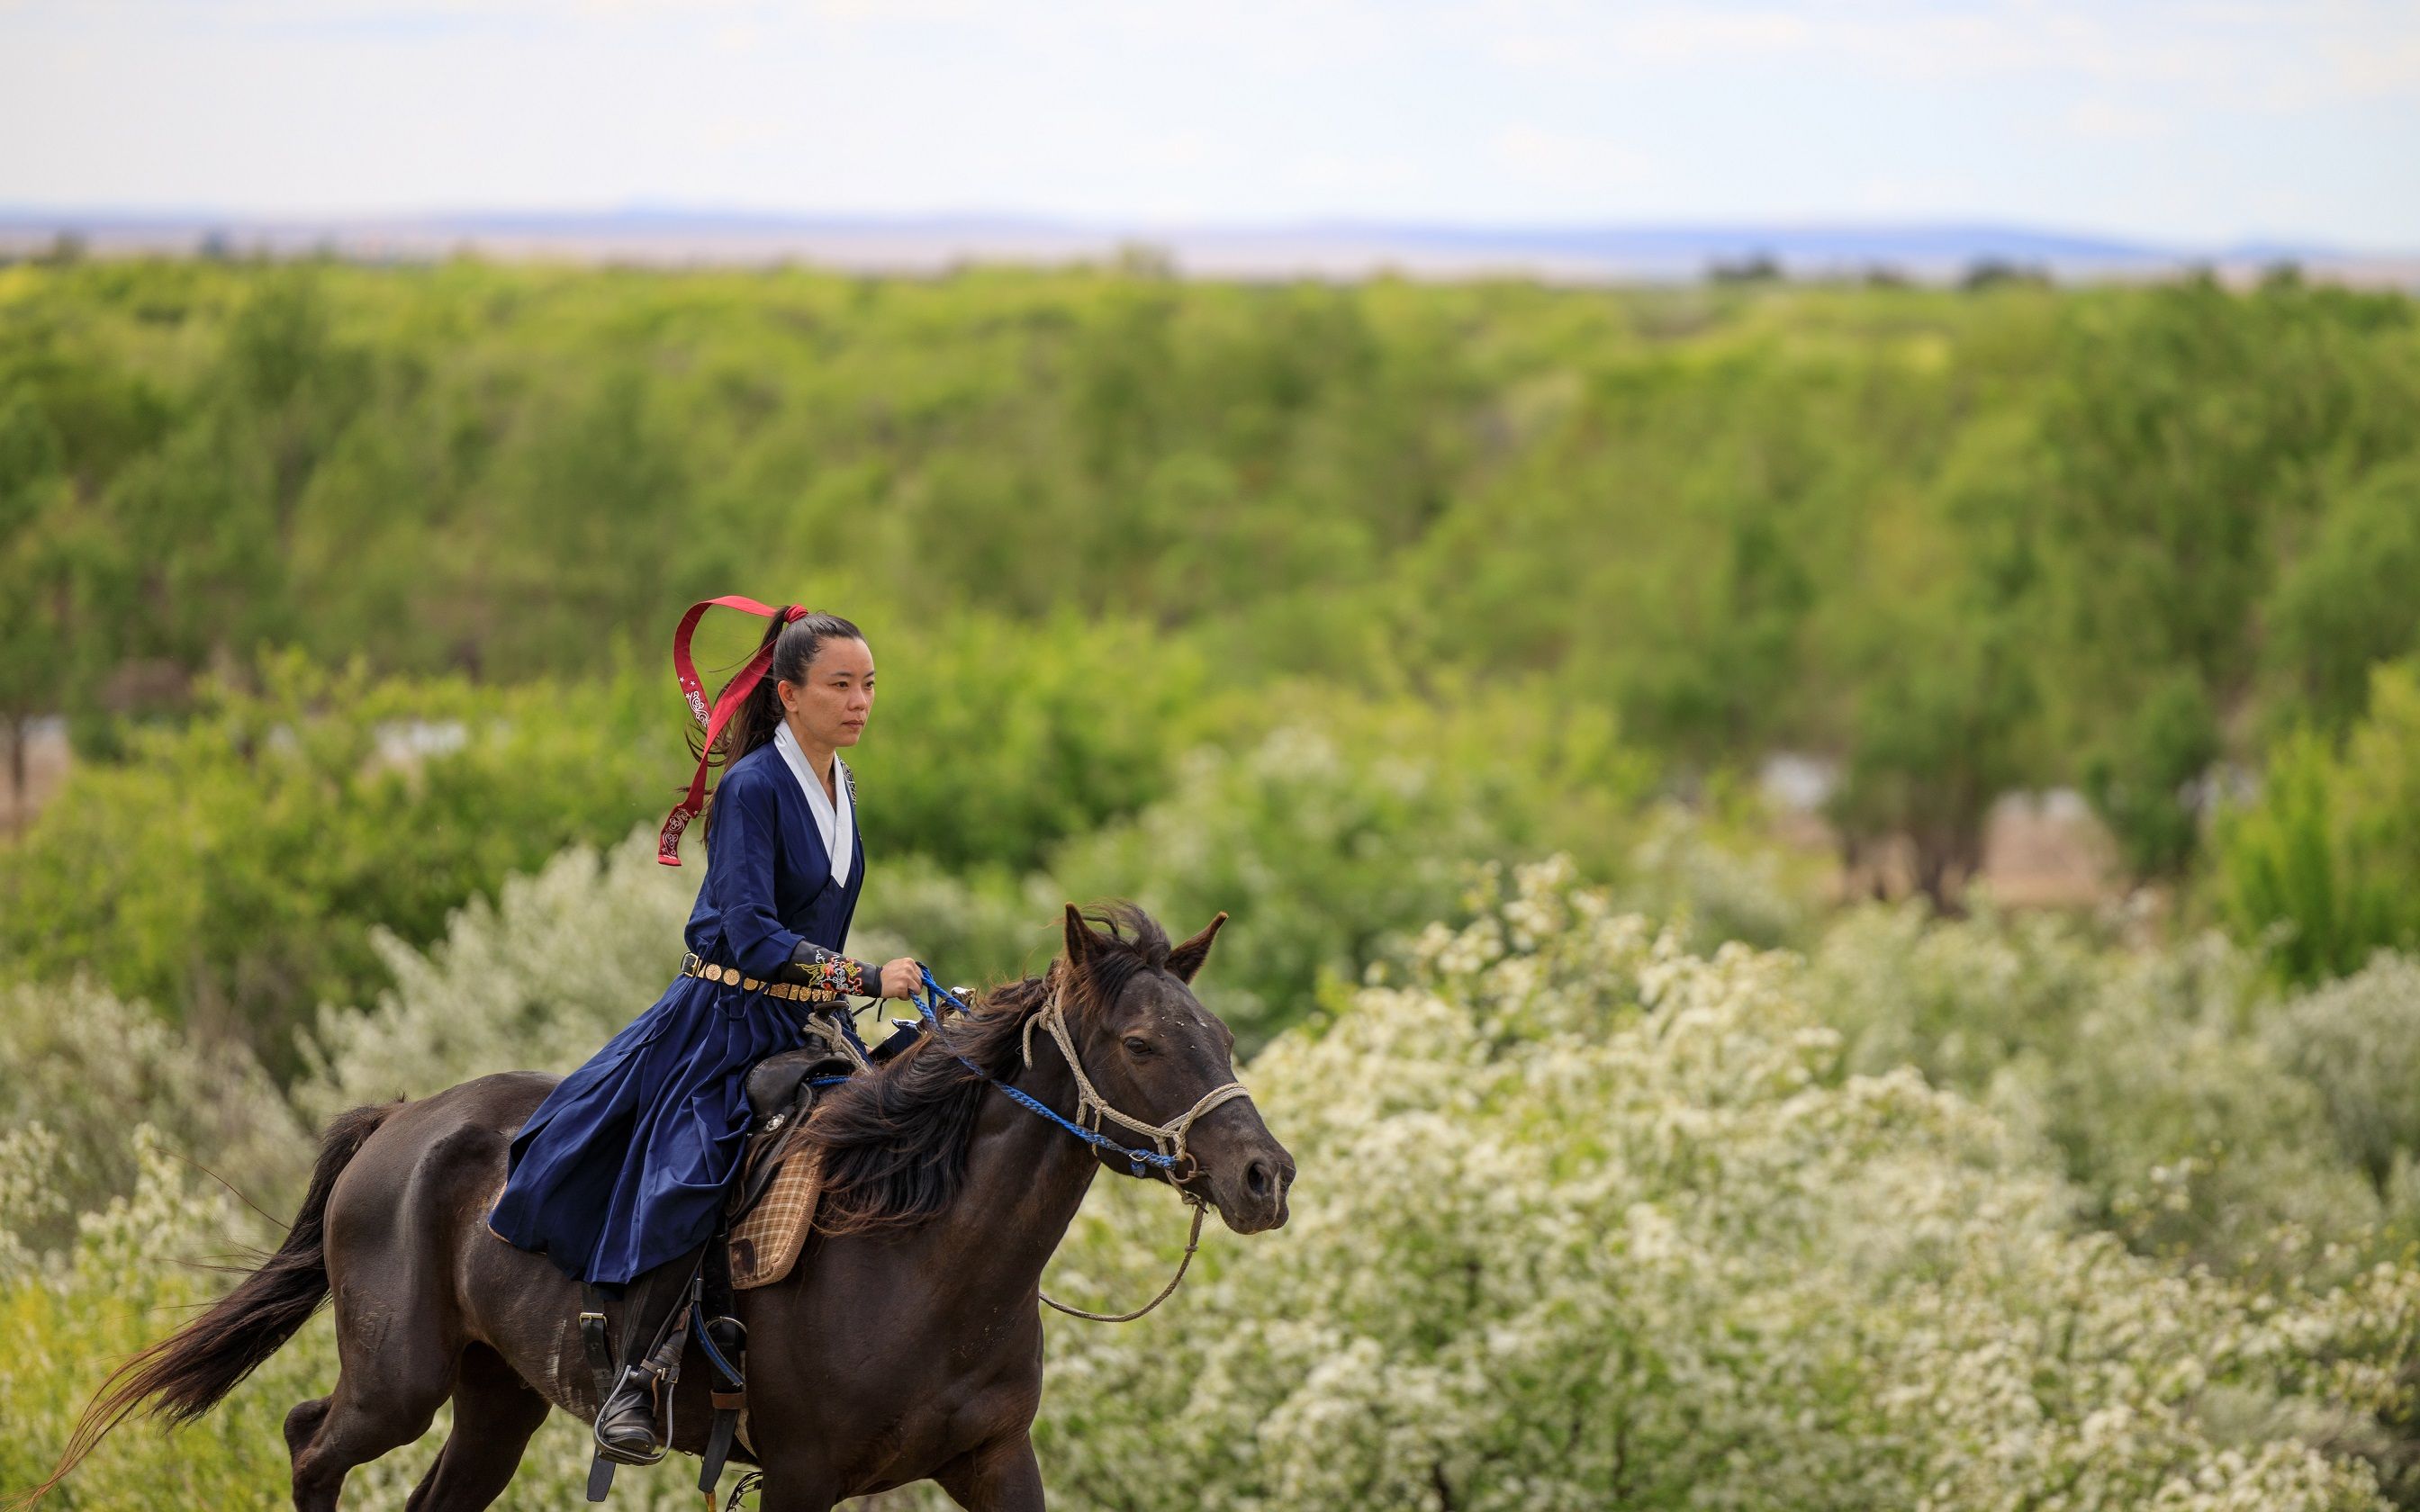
[728,1146,824,1290]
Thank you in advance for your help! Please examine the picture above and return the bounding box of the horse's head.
[1054,903,1294,1234]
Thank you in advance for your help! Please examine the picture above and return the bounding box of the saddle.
[724,1044,846,1287]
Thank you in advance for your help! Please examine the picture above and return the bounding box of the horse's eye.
[1122,1037,1154,1057]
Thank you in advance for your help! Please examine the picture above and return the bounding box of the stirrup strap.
[697,1223,750,1498]
[578,1289,620,1502]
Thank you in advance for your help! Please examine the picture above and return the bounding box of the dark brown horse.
[25,903,1294,1511]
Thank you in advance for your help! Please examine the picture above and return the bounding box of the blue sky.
[4,0,2415,248]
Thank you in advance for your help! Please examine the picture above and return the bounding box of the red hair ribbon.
[657,596,810,866]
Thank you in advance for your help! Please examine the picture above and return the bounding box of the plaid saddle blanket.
[727,1131,824,1290]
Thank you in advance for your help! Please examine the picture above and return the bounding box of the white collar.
[772,720,853,886]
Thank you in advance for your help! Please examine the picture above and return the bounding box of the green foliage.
[1828,600,2037,900]
[1049,727,1511,1042]
[8,260,2420,892]
[881,687,1679,1048]
[2082,669,2221,878]
[0,979,301,1251]
[844,610,1211,873]
[2025,279,2419,711]
[0,384,81,807]
[2213,662,2420,985]
[2262,460,2420,733]
[0,652,677,1074]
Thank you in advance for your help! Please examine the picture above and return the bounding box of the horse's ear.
[1166,911,1229,985]
[1062,903,1098,973]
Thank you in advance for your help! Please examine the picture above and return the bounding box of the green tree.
[2081,669,2220,878]
[1830,601,2038,906]
[2262,460,2420,732]
[0,386,71,827]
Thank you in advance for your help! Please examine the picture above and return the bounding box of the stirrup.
[592,1365,673,1468]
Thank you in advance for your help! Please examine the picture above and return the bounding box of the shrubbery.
[1805,903,2418,1276]
[0,979,298,1253]
[841,608,1213,874]
[0,653,675,1075]
[1036,862,2420,1510]
[11,256,2420,1507]
[2211,662,2420,986]
[12,859,2420,1509]
[0,1129,700,1512]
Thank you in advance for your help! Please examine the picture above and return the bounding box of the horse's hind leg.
[402,1345,553,1512]
[283,1395,332,1462]
[289,1352,455,1511]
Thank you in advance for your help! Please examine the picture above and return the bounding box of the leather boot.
[592,1245,705,1465]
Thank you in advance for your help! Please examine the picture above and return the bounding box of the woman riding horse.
[486,603,922,1466]
[18,598,1297,1511]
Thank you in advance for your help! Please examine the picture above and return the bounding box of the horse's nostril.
[1245,1159,1273,1200]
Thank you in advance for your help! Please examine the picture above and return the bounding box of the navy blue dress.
[486,740,866,1289]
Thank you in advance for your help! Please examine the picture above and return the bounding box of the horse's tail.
[10,1101,399,1508]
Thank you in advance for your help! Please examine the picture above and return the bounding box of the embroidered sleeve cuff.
[781,940,873,996]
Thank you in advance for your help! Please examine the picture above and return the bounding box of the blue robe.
[486,740,866,1289]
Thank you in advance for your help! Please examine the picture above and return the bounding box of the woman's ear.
[1166,911,1229,984]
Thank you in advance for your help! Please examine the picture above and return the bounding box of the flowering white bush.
[1034,860,2419,1510]
[1805,904,2420,1274]
[0,976,302,1246]
[2266,954,2420,1213]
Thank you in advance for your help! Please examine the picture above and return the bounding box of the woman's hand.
[879,958,922,999]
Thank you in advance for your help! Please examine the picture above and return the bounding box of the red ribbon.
[657,596,809,866]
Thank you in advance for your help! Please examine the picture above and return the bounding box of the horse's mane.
[801,902,1173,1237]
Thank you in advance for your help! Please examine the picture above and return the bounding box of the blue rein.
[911,968,1184,1176]
[805,969,1184,1175]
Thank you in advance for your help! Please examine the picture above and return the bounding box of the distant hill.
[1,207,2410,286]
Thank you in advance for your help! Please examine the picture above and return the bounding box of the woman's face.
[779,636,875,750]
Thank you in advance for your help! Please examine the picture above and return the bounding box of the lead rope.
[1040,1197,1209,1323]
[916,969,1250,1324]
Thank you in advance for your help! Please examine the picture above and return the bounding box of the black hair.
[698,610,864,843]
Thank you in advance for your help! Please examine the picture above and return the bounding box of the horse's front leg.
[936,1435,1045,1512]
[753,1470,842,1512]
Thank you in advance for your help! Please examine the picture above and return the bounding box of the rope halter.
[909,965,1255,1322]
[1019,984,1253,1184]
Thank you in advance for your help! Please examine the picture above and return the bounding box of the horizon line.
[0,203,2391,259]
